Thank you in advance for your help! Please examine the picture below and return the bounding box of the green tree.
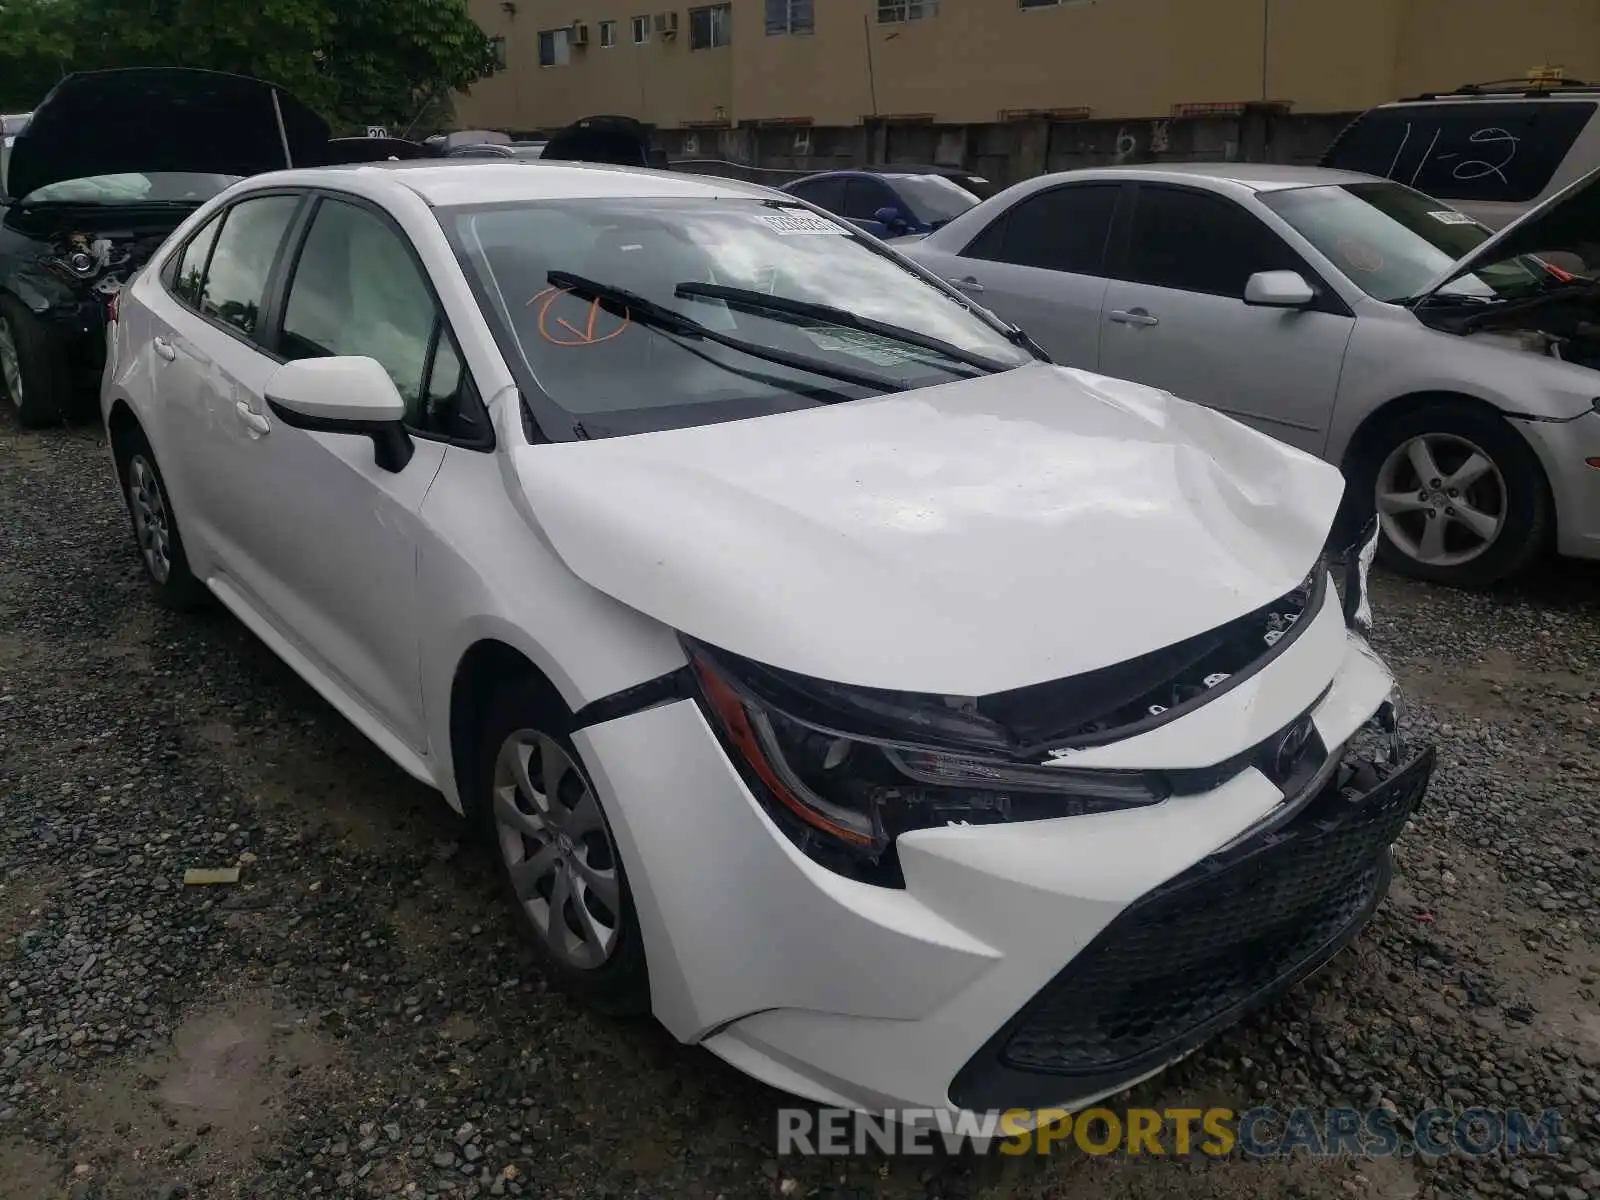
[0,0,499,131]
[0,0,76,110]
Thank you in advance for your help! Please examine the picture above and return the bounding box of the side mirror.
[264,356,414,473]
[873,205,907,231]
[1243,270,1316,309]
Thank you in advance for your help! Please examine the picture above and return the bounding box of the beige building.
[457,0,1600,133]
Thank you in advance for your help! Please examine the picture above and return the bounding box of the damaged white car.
[101,158,1433,1121]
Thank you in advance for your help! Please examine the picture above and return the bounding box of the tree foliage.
[0,0,500,131]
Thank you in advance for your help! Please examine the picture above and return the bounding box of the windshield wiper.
[546,271,905,396]
[673,282,1015,375]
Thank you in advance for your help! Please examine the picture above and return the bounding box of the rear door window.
[1321,100,1596,203]
[199,195,301,337]
[963,183,1119,275]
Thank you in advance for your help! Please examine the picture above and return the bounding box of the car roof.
[1380,86,1600,105]
[1039,162,1378,192]
[791,166,968,182]
[233,159,785,207]
[863,164,975,175]
[788,169,881,181]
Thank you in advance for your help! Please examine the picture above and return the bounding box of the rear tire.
[1347,401,1550,589]
[0,294,72,429]
[472,675,651,1017]
[112,425,208,610]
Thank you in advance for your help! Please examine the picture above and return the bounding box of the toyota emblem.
[1272,718,1316,779]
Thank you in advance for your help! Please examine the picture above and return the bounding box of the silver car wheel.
[492,730,621,970]
[127,455,173,583]
[1374,432,1506,568]
[0,314,21,403]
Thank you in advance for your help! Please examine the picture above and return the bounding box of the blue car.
[780,167,989,237]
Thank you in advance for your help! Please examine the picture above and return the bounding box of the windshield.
[1260,181,1547,302]
[444,195,1033,437]
[886,174,982,224]
[22,172,239,205]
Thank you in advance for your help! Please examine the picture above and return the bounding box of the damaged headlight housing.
[1341,515,1380,633]
[685,640,1169,885]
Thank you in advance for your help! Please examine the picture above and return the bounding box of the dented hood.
[514,364,1346,696]
[6,68,330,201]
[1417,162,1600,301]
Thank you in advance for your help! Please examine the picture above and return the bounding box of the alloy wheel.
[127,455,172,583]
[0,314,21,404]
[1374,432,1506,569]
[492,730,622,970]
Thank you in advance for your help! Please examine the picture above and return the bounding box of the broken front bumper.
[575,586,1425,1118]
[949,744,1433,1111]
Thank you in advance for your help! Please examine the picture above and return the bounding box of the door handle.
[235,401,270,436]
[950,276,985,294]
[152,336,177,361]
[1108,307,1159,328]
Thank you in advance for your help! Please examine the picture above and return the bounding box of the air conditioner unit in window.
[571,20,589,45]
[655,11,678,36]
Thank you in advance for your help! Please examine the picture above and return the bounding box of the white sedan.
[102,159,1431,1122]
[900,164,1600,589]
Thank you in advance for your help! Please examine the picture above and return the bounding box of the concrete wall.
[652,108,1359,187]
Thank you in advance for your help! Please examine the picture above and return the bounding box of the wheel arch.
[1339,389,1560,582]
[1339,390,1558,530]
[107,396,142,460]
[448,638,569,818]
[1337,390,1514,478]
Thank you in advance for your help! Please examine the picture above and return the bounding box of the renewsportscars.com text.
[777,1105,1564,1158]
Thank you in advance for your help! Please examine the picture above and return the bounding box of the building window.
[599,19,618,45]
[538,27,571,65]
[488,35,508,68]
[689,3,731,48]
[877,0,936,20]
[631,14,650,42]
[765,0,813,34]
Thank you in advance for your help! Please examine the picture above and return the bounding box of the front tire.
[473,677,651,1016]
[112,427,208,610]
[1349,402,1551,589]
[0,294,72,429]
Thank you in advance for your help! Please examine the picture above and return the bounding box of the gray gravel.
[1,417,1597,1200]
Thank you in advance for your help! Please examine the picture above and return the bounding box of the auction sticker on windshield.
[760,210,846,236]
[801,327,924,367]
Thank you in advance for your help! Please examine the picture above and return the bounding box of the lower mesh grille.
[952,749,1431,1105]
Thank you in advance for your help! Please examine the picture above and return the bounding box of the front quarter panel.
[1325,307,1600,465]
[416,428,689,808]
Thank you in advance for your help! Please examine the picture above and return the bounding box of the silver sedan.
[900,162,1600,588]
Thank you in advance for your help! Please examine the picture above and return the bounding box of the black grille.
[949,748,1433,1111]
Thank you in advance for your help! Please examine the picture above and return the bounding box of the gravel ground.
[1,415,1597,1200]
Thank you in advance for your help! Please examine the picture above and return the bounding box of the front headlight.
[1342,515,1380,633]
[686,641,1168,884]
